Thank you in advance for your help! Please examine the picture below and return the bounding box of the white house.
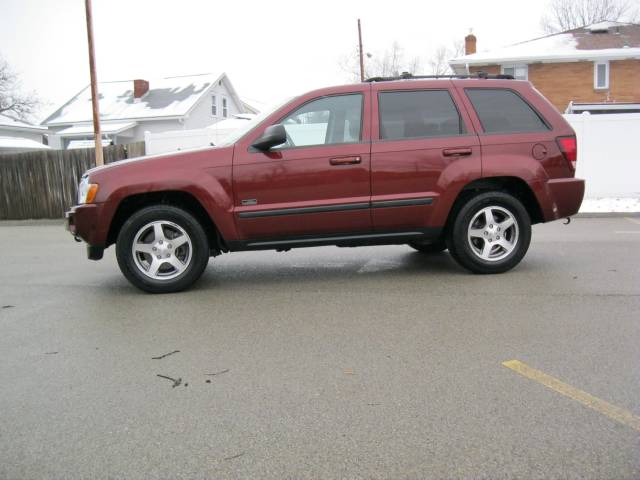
[42,72,249,149]
[0,114,50,154]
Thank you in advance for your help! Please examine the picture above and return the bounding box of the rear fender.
[482,153,553,220]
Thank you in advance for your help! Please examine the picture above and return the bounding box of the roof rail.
[364,71,515,82]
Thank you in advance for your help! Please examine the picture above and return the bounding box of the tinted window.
[379,90,465,140]
[466,89,548,133]
[278,94,362,148]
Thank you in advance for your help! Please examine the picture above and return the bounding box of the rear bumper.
[65,204,107,260]
[545,178,585,220]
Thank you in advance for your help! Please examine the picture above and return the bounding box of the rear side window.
[466,88,548,134]
[379,90,466,140]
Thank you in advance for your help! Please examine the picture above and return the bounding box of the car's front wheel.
[116,205,209,293]
[446,192,531,274]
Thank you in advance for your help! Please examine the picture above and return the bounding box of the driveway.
[1,217,639,479]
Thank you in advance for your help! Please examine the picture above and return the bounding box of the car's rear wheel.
[446,191,531,274]
[408,240,447,254]
[116,205,209,293]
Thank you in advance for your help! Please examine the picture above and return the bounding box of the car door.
[370,81,481,231]
[232,86,372,240]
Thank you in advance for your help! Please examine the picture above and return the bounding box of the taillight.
[556,136,577,172]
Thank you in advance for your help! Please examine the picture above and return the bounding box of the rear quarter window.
[465,88,549,134]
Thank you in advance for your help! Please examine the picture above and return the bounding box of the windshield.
[217,96,296,147]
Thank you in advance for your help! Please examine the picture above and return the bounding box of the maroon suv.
[66,74,584,293]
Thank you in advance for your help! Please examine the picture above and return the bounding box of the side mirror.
[251,124,287,151]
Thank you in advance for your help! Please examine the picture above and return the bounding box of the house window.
[501,64,528,80]
[222,97,228,118]
[211,95,217,116]
[594,61,609,89]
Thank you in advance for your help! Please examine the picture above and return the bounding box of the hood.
[85,144,231,177]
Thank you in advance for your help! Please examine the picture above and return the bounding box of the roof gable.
[43,73,229,126]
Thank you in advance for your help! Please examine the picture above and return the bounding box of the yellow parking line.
[626,217,640,225]
[502,360,640,432]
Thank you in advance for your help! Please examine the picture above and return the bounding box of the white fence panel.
[565,113,640,198]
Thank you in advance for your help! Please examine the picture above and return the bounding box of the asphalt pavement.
[0,217,639,479]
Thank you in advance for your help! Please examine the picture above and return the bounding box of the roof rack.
[364,71,515,82]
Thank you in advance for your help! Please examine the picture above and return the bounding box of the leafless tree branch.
[339,41,421,81]
[426,40,465,75]
[540,0,638,33]
[0,55,40,121]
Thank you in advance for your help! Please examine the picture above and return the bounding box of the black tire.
[116,205,209,293]
[408,240,447,254]
[446,191,531,274]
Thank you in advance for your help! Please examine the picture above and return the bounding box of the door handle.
[442,148,472,157]
[330,156,362,165]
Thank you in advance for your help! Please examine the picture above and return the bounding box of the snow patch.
[579,198,640,213]
[0,136,51,150]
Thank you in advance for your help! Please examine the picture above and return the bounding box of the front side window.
[222,97,228,117]
[278,94,362,148]
[379,90,465,140]
[466,88,548,134]
[211,95,217,116]
[502,64,528,80]
[594,61,609,89]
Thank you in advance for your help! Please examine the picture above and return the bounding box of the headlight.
[77,175,99,204]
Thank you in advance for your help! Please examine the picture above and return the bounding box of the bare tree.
[339,41,421,81]
[426,40,465,75]
[0,56,40,120]
[541,0,639,34]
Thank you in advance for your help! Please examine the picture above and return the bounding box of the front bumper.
[65,204,106,260]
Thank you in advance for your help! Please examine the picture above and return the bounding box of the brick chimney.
[465,32,477,55]
[133,79,149,99]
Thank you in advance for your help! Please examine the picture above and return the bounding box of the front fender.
[103,169,237,242]
[88,147,238,245]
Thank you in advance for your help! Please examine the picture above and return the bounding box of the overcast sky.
[1,0,551,122]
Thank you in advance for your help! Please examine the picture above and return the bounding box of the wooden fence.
[0,142,145,220]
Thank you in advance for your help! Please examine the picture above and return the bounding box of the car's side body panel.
[67,78,585,260]
[452,80,582,222]
[231,84,373,240]
[369,80,482,231]
[70,146,237,247]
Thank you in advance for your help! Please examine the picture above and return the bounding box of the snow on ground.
[579,198,640,213]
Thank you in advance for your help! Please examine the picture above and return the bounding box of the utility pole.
[357,19,365,82]
[84,0,103,166]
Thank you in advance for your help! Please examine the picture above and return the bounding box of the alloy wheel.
[467,206,519,262]
[131,221,192,280]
